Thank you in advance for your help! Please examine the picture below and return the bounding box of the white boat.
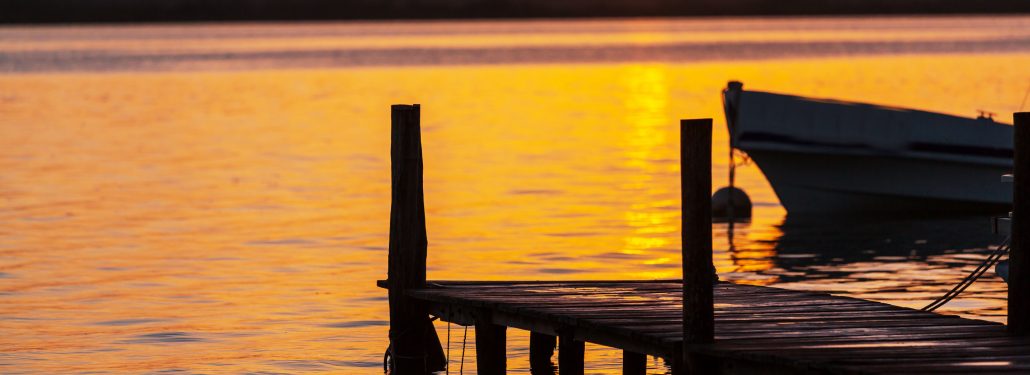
[722,81,1013,214]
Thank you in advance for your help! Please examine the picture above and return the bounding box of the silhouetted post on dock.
[387,104,445,374]
[1012,111,1030,336]
[680,119,715,371]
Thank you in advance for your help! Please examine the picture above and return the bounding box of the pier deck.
[379,279,1028,374]
[380,106,1030,374]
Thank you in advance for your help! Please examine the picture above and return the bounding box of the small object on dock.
[711,186,752,221]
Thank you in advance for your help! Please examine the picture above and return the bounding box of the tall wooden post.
[388,104,432,374]
[680,119,715,369]
[1011,112,1030,336]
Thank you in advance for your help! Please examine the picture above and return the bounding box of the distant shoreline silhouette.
[4,0,1030,24]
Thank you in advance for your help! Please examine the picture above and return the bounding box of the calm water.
[1,16,1029,374]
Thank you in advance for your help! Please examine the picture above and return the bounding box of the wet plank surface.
[378,280,1029,374]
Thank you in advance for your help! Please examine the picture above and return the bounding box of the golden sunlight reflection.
[618,65,678,279]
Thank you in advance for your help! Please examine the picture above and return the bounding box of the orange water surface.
[1,16,1029,374]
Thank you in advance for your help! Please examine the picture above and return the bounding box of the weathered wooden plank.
[645,318,1001,333]
[641,311,922,323]
[590,315,980,328]
[419,291,900,310]
[712,333,1007,348]
[842,362,1030,372]
[405,280,852,300]
[570,306,927,319]
[707,335,1030,351]
[528,300,882,314]
[827,353,1030,365]
[530,302,902,314]
[748,344,1030,360]
[422,295,873,309]
[707,326,1006,341]
[410,286,851,305]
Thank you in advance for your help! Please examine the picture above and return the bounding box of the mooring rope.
[922,237,1010,311]
[446,321,451,375]
[922,239,1008,311]
[384,316,442,374]
[459,325,468,374]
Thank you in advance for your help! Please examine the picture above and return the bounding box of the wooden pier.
[382,105,1030,374]
[379,279,1030,374]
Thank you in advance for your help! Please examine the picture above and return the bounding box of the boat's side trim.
[908,141,1013,159]
[739,131,1013,167]
[739,132,868,150]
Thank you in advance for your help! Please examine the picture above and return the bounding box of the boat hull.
[723,81,1014,215]
[748,149,1011,214]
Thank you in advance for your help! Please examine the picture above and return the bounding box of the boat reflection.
[773,214,1001,276]
[748,214,1009,320]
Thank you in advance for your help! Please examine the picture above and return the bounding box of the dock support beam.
[680,119,715,372]
[530,332,557,373]
[559,335,585,375]
[387,104,445,374]
[623,351,646,375]
[475,318,507,374]
[1012,111,1030,336]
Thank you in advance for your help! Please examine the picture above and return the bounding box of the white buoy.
[712,186,751,222]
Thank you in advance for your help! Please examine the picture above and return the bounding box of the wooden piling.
[475,317,507,374]
[680,119,715,371]
[387,104,437,374]
[622,351,646,375]
[1011,111,1030,336]
[559,335,585,375]
[530,332,557,371]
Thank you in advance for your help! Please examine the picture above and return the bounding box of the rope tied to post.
[385,315,440,373]
[922,237,1010,312]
